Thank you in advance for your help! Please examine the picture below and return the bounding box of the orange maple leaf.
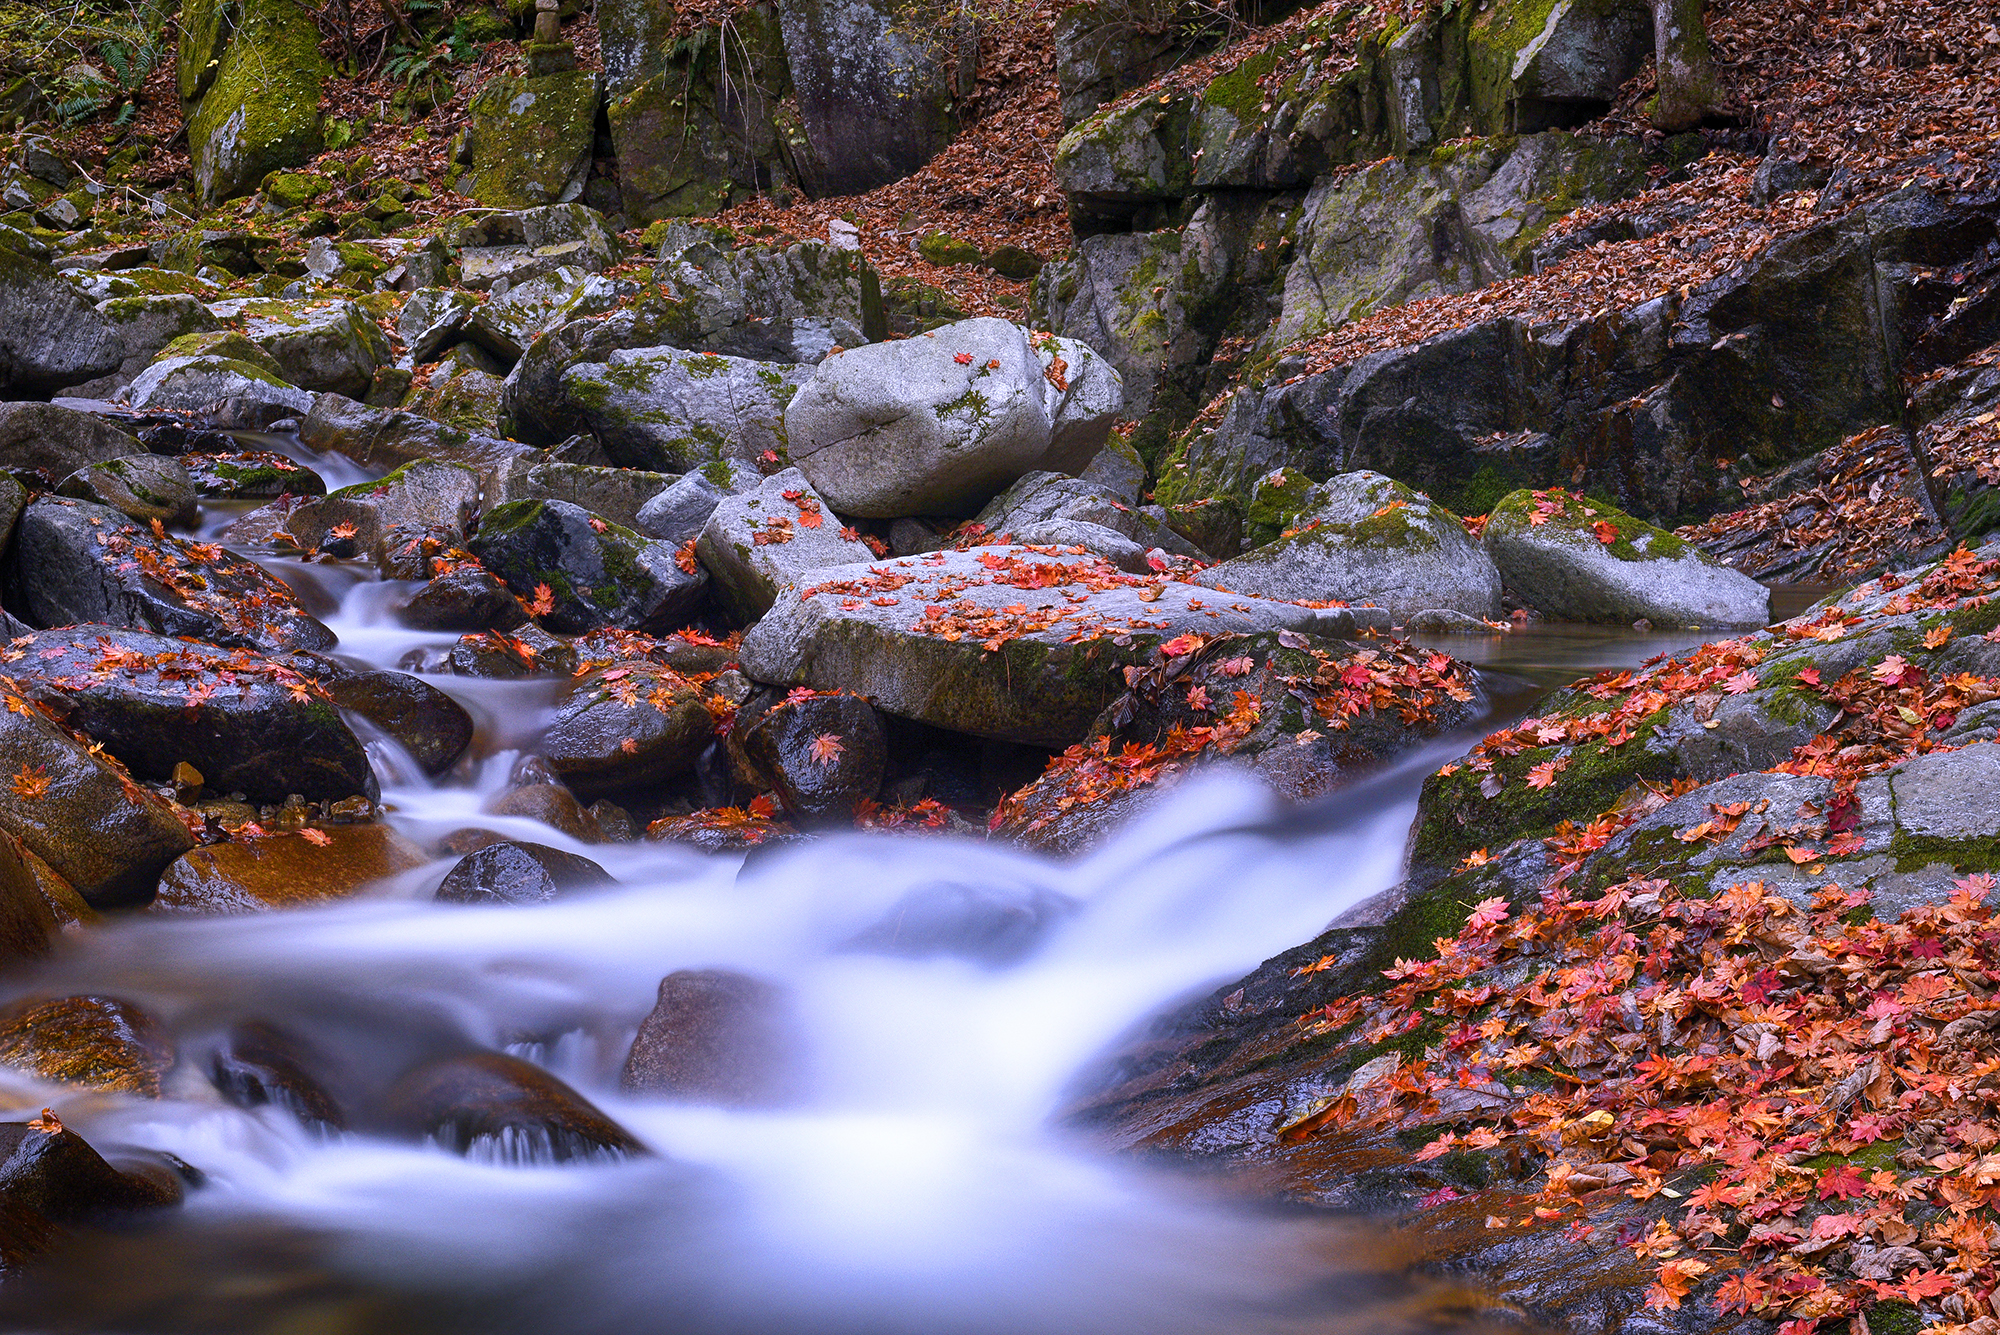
[953,352,973,365]
[297,828,332,846]
[527,583,556,617]
[9,765,49,800]
[809,733,845,766]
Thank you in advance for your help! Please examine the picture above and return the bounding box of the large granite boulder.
[218,297,392,398]
[0,403,143,480]
[0,248,121,395]
[1482,488,1770,628]
[738,546,1389,747]
[561,347,809,473]
[122,353,315,429]
[178,0,327,204]
[695,468,874,623]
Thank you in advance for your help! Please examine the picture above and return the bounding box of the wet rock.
[448,625,578,679]
[1194,472,1503,622]
[842,882,1077,964]
[380,1051,648,1162]
[785,318,1113,517]
[122,353,315,429]
[0,1114,183,1219]
[468,498,707,634]
[740,691,885,824]
[56,455,199,527]
[484,781,600,842]
[151,825,429,915]
[0,247,122,395]
[0,701,194,909]
[1484,489,1771,628]
[7,626,374,805]
[285,459,482,564]
[542,663,715,798]
[561,347,808,474]
[180,450,326,499]
[211,297,392,399]
[207,1021,346,1129]
[0,402,143,482]
[779,0,968,196]
[695,469,873,623]
[0,997,174,1096]
[305,662,474,777]
[739,547,1388,748]
[508,462,673,531]
[645,811,798,853]
[0,833,60,966]
[434,840,617,906]
[296,393,539,492]
[396,567,528,633]
[620,970,797,1106]
[459,70,602,209]
[633,459,759,545]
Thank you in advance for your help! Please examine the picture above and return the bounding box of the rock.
[1483,488,1770,628]
[972,471,1200,572]
[542,663,715,797]
[842,882,1077,963]
[308,661,474,776]
[7,626,375,805]
[0,1116,183,1219]
[448,626,578,679]
[6,497,335,653]
[379,1051,648,1162]
[434,840,617,905]
[122,352,315,429]
[1051,0,1188,126]
[1468,0,1652,134]
[784,318,1061,517]
[397,287,478,365]
[484,778,600,841]
[0,248,122,395]
[178,0,329,204]
[452,205,620,292]
[56,455,199,527]
[284,459,482,563]
[650,228,886,356]
[984,244,1046,281]
[1078,432,1146,504]
[181,449,325,499]
[917,232,981,267]
[208,1021,346,1128]
[151,825,430,914]
[620,970,797,1106]
[87,292,224,390]
[1193,472,1503,622]
[738,546,1389,747]
[0,997,174,1096]
[397,567,527,633]
[460,70,602,208]
[740,691,885,824]
[469,499,708,634]
[778,0,968,195]
[0,694,195,909]
[1163,496,1243,560]
[508,462,673,530]
[462,267,627,365]
[561,346,809,473]
[596,0,678,98]
[0,833,59,968]
[0,402,143,481]
[607,8,791,220]
[695,468,874,623]
[219,297,392,397]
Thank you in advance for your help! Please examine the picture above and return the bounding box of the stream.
[0,430,1804,1334]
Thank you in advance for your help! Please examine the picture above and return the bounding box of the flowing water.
[0,433,1791,1334]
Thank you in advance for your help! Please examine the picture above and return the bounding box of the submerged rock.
[208,1021,347,1129]
[620,970,798,1106]
[380,1051,649,1162]
[1483,488,1770,628]
[434,840,617,906]
[0,997,175,1097]
[301,660,474,778]
[151,825,429,914]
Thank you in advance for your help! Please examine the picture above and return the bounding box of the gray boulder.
[738,546,1390,747]
[563,347,809,473]
[542,663,715,796]
[122,353,314,428]
[972,471,1199,572]
[397,287,477,365]
[507,462,673,530]
[784,318,1055,517]
[468,498,707,634]
[80,293,223,394]
[56,455,200,528]
[1483,488,1769,628]
[1194,472,1502,622]
[634,459,760,545]
[5,496,334,653]
[695,468,874,623]
[461,266,628,366]
[215,297,393,398]
[0,247,122,395]
[0,402,144,480]
[652,229,884,357]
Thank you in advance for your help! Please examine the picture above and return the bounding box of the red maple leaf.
[953,352,973,365]
[809,733,845,767]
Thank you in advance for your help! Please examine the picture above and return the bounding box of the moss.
[186,0,331,206]
[1243,467,1319,548]
[1490,488,1689,562]
[1946,596,2000,638]
[476,498,546,540]
[1889,831,2000,875]
[937,387,992,424]
[1200,47,1281,124]
[1865,1301,1919,1335]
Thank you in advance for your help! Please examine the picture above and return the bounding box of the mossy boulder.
[259,170,332,211]
[1484,488,1770,628]
[467,498,708,634]
[55,455,199,528]
[1194,471,1502,621]
[917,231,981,267]
[1466,0,1651,135]
[285,457,482,563]
[181,0,330,205]
[561,347,809,473]
[460,69,601,208]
